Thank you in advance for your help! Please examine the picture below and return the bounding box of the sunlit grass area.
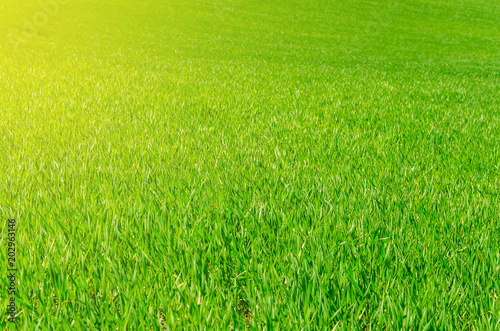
[1,0,499,328]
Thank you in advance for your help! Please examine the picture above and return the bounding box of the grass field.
[1,0,499,329]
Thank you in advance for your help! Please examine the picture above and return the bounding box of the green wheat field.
[1,0,499,329]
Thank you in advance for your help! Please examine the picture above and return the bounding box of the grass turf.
[0,0,499,329]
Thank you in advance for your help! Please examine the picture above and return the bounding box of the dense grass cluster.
[0,0,499,329]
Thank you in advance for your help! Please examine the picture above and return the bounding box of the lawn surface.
[1,0,500,329]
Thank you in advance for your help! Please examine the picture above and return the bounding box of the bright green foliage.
[0,0,499,329]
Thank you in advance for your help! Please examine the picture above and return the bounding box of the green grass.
[0,0,499,329]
